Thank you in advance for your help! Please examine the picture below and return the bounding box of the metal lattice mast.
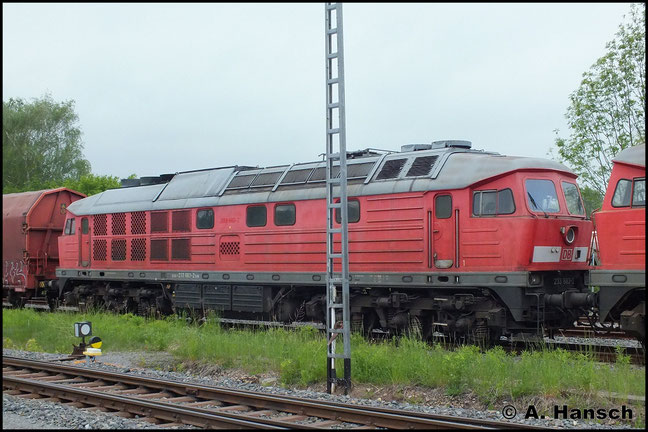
[324,2,351,395]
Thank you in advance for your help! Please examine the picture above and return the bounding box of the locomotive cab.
[455,166,593,339]
[591,145,645,342]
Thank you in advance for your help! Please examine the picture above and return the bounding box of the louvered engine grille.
[406,155,438,177]
[376,159,407,180]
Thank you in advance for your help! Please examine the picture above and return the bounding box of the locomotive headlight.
[529,273,542,286]
[561,226,577,245]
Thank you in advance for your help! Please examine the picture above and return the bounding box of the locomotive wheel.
[156,296,174,316]
[80,295,100,313]
[466,323,490,347]
[406,315,423,339]
[361,311,379,338]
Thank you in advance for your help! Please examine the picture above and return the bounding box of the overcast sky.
[3,3,635,179]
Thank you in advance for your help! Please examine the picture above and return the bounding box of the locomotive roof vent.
[400,144,432,152]
[348,148,392,158]
[120,178,141,188]
[431,140,472,149]
[122,174,175,188]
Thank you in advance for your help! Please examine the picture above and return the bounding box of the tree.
[60,173,121,197]
[3,93,91,193]
[580,185,606,217]
[552,3,645,212]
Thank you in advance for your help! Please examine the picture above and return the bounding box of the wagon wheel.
[8,291,24,308]
[47,297,59,311]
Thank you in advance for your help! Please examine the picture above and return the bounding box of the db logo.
[561,248,573,261]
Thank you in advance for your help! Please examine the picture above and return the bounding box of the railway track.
[3,356,543,430]
[495,339,645,365]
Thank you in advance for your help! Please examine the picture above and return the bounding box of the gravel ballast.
[3,348,642,429]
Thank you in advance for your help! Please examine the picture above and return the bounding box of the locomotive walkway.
[3,356,543,429]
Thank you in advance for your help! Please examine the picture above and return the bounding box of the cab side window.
[632,178,645,206]
[473,189,515,216]
[612,179,632,207]
[64,218,76,235]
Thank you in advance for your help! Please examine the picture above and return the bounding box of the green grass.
[3,308,645,403]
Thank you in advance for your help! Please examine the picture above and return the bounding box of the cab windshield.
[561,182,585,215]
[525,179,560,213]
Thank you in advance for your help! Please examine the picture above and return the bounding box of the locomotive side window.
[275,204,296,226]
[246,205,267,227]
[473,191,496,216]
[196,209,214,229]
[615,178,647,207]
[335,199,360,223]
[525,179,560,213]
[81,218,89,234]
[435,195,452,219]
[561,182,585,215]
[497,189,515,214]
[473,189,515,216]
[632,178,645,206]
[64,218,74,235]
[612,179,632,207]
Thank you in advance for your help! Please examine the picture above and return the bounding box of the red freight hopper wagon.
[56,141,593,341]
[592,144,645,341]
[3,188,86,306]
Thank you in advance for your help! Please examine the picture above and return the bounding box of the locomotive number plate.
[553,277,575,287]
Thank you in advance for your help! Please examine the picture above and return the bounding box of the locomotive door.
[79,217,90,267]
[432,194,455,269]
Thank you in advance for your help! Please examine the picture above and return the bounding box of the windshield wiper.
[528,192,548,218]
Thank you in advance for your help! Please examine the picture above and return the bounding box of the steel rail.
[3,374,289,429]
[495,340,645,365]
[3,356,541,429]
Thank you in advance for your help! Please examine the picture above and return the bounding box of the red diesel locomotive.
[2,188,86,306]
[53,141,595,342]
[592,144,645,341]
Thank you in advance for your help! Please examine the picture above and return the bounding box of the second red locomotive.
[592,144,645,341]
